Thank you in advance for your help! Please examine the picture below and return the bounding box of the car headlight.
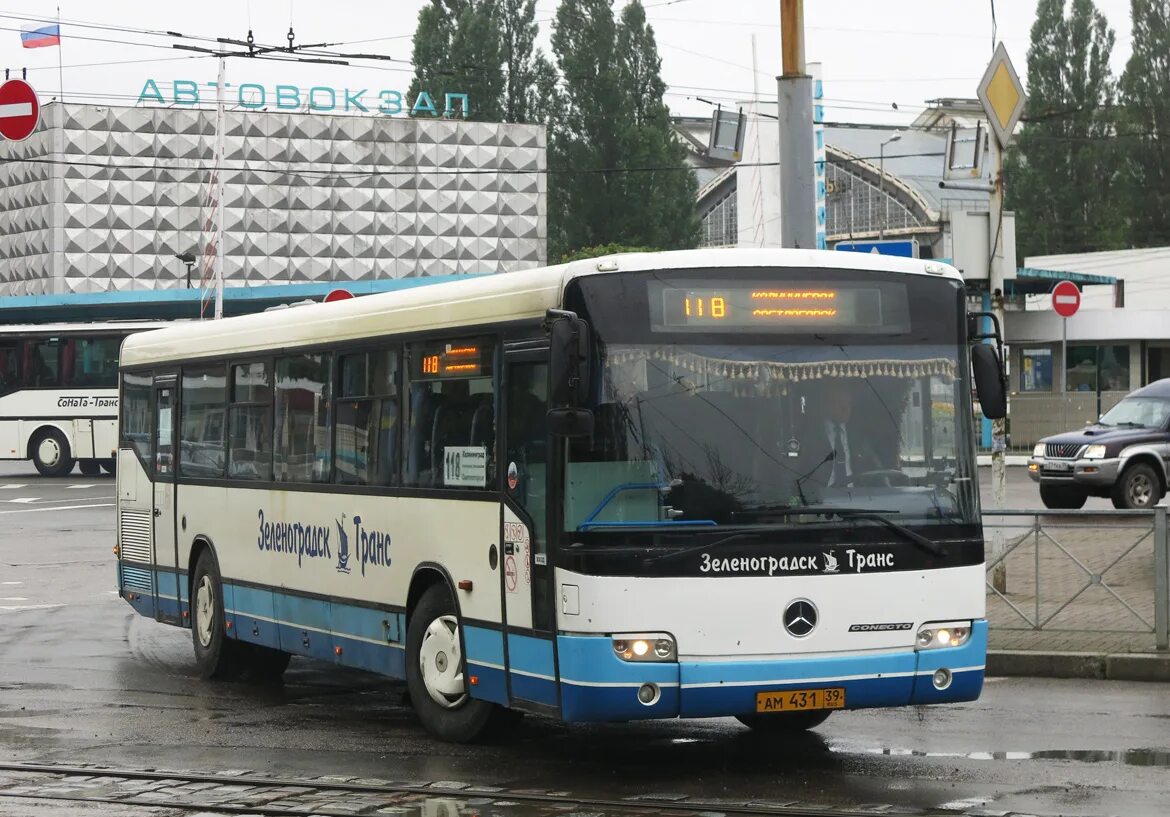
[612,633,676,662]
[1083,445,1107,460]
[1032,443,1045,457]
[915,621,972,650]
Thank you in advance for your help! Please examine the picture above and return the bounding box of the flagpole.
[56,6,64,103]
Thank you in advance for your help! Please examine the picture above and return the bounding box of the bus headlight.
[613,633,676,662]
[915,621,972,650]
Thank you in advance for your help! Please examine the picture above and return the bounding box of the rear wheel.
[31,428,74,477]
[736,711,832,733]
[1111,463,1162,510]
[78,459,101,476]
[99,458,116,475]
[1039,484,1088,509]
[405,584,514,742]
[191,550,242,680]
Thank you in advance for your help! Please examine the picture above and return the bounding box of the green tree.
[1005,0,1123,258]
[548,0,698,258]
[499,0,539,122]
[613,1,699,250]
[1119,0,1170,247]
[407,0,505,121]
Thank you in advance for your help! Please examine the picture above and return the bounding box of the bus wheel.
[99,459,116,475]
[736,711,832,733]
[406,584,512,742]
[78,460,101,476]
[191,550,242,681]
[31,428,75,477]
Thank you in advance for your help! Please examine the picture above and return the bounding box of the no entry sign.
[1052,280,1081,319]
[0,79,40,142]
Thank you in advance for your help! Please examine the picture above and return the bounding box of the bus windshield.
[562,269,978,531]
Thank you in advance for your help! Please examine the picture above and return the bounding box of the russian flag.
[20,23,61,49]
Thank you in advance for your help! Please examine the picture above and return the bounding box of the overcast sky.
[2,0,1137,125]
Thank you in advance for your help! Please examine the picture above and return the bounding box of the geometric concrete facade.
[0,103,546,295]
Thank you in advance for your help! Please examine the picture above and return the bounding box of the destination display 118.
[650,280,909,333]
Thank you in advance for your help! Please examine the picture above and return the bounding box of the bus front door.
[501,356,556,711]
[151,379,181,625]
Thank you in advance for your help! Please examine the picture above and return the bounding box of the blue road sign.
[834,239,919,258]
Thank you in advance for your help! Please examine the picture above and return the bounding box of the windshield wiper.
[732,506,948,558]
[1113,421,1146,428]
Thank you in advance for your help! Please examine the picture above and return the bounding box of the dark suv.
[1028,379,1170,509]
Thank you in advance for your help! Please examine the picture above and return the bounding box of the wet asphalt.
[0,462,1168,817]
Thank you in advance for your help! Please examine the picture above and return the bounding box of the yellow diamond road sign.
[978,43,1026,148]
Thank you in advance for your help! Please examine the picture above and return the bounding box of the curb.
[987,650,1170,682]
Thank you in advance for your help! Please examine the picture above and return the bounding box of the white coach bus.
[115,249,1007,741]
[0,322,166,476]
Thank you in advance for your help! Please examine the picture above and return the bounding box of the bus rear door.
[151,374,181,625]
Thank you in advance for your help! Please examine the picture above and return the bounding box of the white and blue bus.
[0,322,167,476]
[115,249,1006,741]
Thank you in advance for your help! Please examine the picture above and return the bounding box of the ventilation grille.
[119,509,152,564]
[1045,443,1082,459]
[120,565,153,593]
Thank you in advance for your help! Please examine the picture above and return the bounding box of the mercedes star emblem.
[784,599,818,637]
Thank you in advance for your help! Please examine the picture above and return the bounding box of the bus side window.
[0,343,19,390]
[405,339,495,490]
[22,339,60,388]
[121,372,152,466]
[180,366,227,478]
[335,349,400,486]
[228,361,272,481]
[274,353,332,484]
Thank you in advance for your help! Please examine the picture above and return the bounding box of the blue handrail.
[576,481,716,530]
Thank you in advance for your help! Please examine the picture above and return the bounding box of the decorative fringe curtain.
[608,348,956,390]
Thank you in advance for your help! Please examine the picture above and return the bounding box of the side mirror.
[972,344,1007,420]
[546,309,592,406]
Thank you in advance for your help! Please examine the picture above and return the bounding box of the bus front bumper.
[556,621,987,722]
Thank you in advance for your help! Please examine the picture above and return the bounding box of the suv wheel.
[1040,484,1087,509]
[1111,463,1162,510]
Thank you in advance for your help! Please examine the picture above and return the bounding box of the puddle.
[831,744,1170,767]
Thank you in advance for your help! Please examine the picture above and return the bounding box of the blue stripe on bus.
[463,626,509,705]
[910,621,987,704]
[507,633,555,679]
[506,633,558,706]
[679,648,919,687]
[556,635,681,721]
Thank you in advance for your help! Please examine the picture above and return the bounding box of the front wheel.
[405,584,514,742]
[78,459,101,476]
[99,458,116,475]
[1111,463,1163,510]
[1040,484,1088,509]
[736,710,832,733]
[31,428,74,477]
[191,550,242,680]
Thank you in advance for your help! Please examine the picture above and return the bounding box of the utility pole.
[974,42,1024,595]
[778,0,815,249]
[987,134,1008,594]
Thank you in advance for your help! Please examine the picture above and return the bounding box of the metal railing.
[983,509,1170,652]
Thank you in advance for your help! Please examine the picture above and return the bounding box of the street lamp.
[175,252,196,288]
[879,133,902,240]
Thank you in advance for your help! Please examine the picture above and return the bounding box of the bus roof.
[119,249,962,367]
